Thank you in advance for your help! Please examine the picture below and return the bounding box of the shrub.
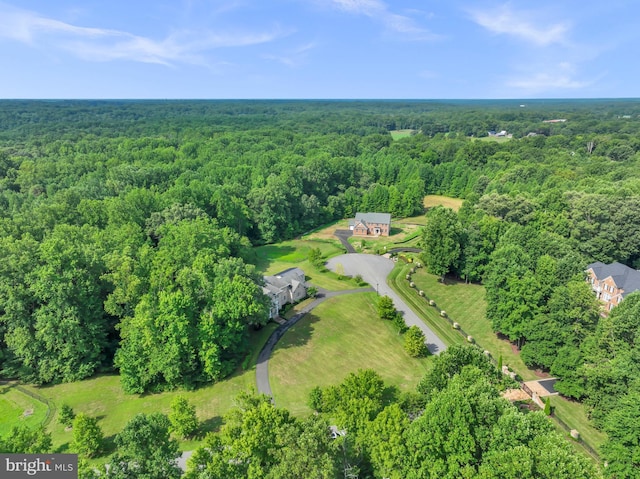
[393,313,408,334]
[409,282,415,288]
[429,299,435,306]
[440,310,446,317]
[58,404,76,428]
[169,396,199,439]
[467,335,474,343]
[452,322,460,329]
[404,326,429,357]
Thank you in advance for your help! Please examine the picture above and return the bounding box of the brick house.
[348,212,391,237]
[586,261,640,313]
[262,268,308,319]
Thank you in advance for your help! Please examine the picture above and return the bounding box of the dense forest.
[2,99,640,476]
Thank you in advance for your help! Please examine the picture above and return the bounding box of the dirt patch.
[502,389,529,401]
[534,369,550,378]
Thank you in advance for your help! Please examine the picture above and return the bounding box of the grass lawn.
[390,129,417,140]
[476,136,512,143]
[20,322,279,455]
[423,195,464,212]
[550,395,607,453]
[0,384,49,435]
[269,293,431,416]
[405,267,537,381]
[250,239,360,291]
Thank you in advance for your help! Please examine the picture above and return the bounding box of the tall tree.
[421,206,462,281]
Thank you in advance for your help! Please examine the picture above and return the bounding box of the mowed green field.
[269,293,431,416]
[398,265,536,380]
[390,129,417,140]
[21,323,278,453]
[0,384,48,435]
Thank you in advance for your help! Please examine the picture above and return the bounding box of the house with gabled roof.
[262,268,307,319]
[348,212,391,237]
[586,261,640,313]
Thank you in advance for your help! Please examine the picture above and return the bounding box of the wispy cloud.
[325,0,440,40]
[506,63,592,93]
[0,3,283,66]
[263,42,318,67]
[468,4,569,46]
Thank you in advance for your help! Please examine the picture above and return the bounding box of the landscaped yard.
[251,238,359,291]
[0,384,49,436]
[269,293,431,416]
[20,322,279,454]
[394,263,537,380]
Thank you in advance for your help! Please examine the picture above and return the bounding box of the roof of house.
[354,212,391,225]
[587,261,640,297]
[264,268,306,291]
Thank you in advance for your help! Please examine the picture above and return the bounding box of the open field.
[390,129,417,140]
[423,195,464,211]
[269,293,431,416]
[476,136,512,143]
[21,323,278,454]
[0,384,49,436]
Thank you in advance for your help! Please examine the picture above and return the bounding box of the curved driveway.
[326,254,446,355]
[256,286,374,398]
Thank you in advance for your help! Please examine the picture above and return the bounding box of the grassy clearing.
[406,268,536,381]
[388,264,466,347]
[550,395,607,453]
[0,384,49,435]
[390,129,417,140]
[269,293,431,416]
[21,323,278,454]
[476,136,512,143]
[423,195,464,211]
[250,239,358,291]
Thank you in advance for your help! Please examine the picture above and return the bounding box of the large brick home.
[262,268,308,319]
[586,261,640,312]
[348,212,391,237]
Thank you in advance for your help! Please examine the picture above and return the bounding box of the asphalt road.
[326,254,446,355]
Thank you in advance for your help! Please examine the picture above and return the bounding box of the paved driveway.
[326,254,446,355]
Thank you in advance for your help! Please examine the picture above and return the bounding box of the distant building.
[262,268,307,319]
[542,119,567,123]
[586,261,640,312]
[349,212,391,237]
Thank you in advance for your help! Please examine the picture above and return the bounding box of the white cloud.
[468,4,569,46]
[263,42,318,67]
[325,0,439,40]
[0,3,282,66]
[506,63,590,93]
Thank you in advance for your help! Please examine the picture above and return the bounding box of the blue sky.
[0,0,637,99]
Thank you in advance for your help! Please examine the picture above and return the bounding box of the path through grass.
[269,293,431,416]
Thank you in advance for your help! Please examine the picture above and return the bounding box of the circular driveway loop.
[326,254,446,355]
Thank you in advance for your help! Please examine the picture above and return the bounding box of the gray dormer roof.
[587,261,640,296]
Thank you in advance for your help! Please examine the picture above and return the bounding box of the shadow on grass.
[274,313,322,351]
[198,416,223,438]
